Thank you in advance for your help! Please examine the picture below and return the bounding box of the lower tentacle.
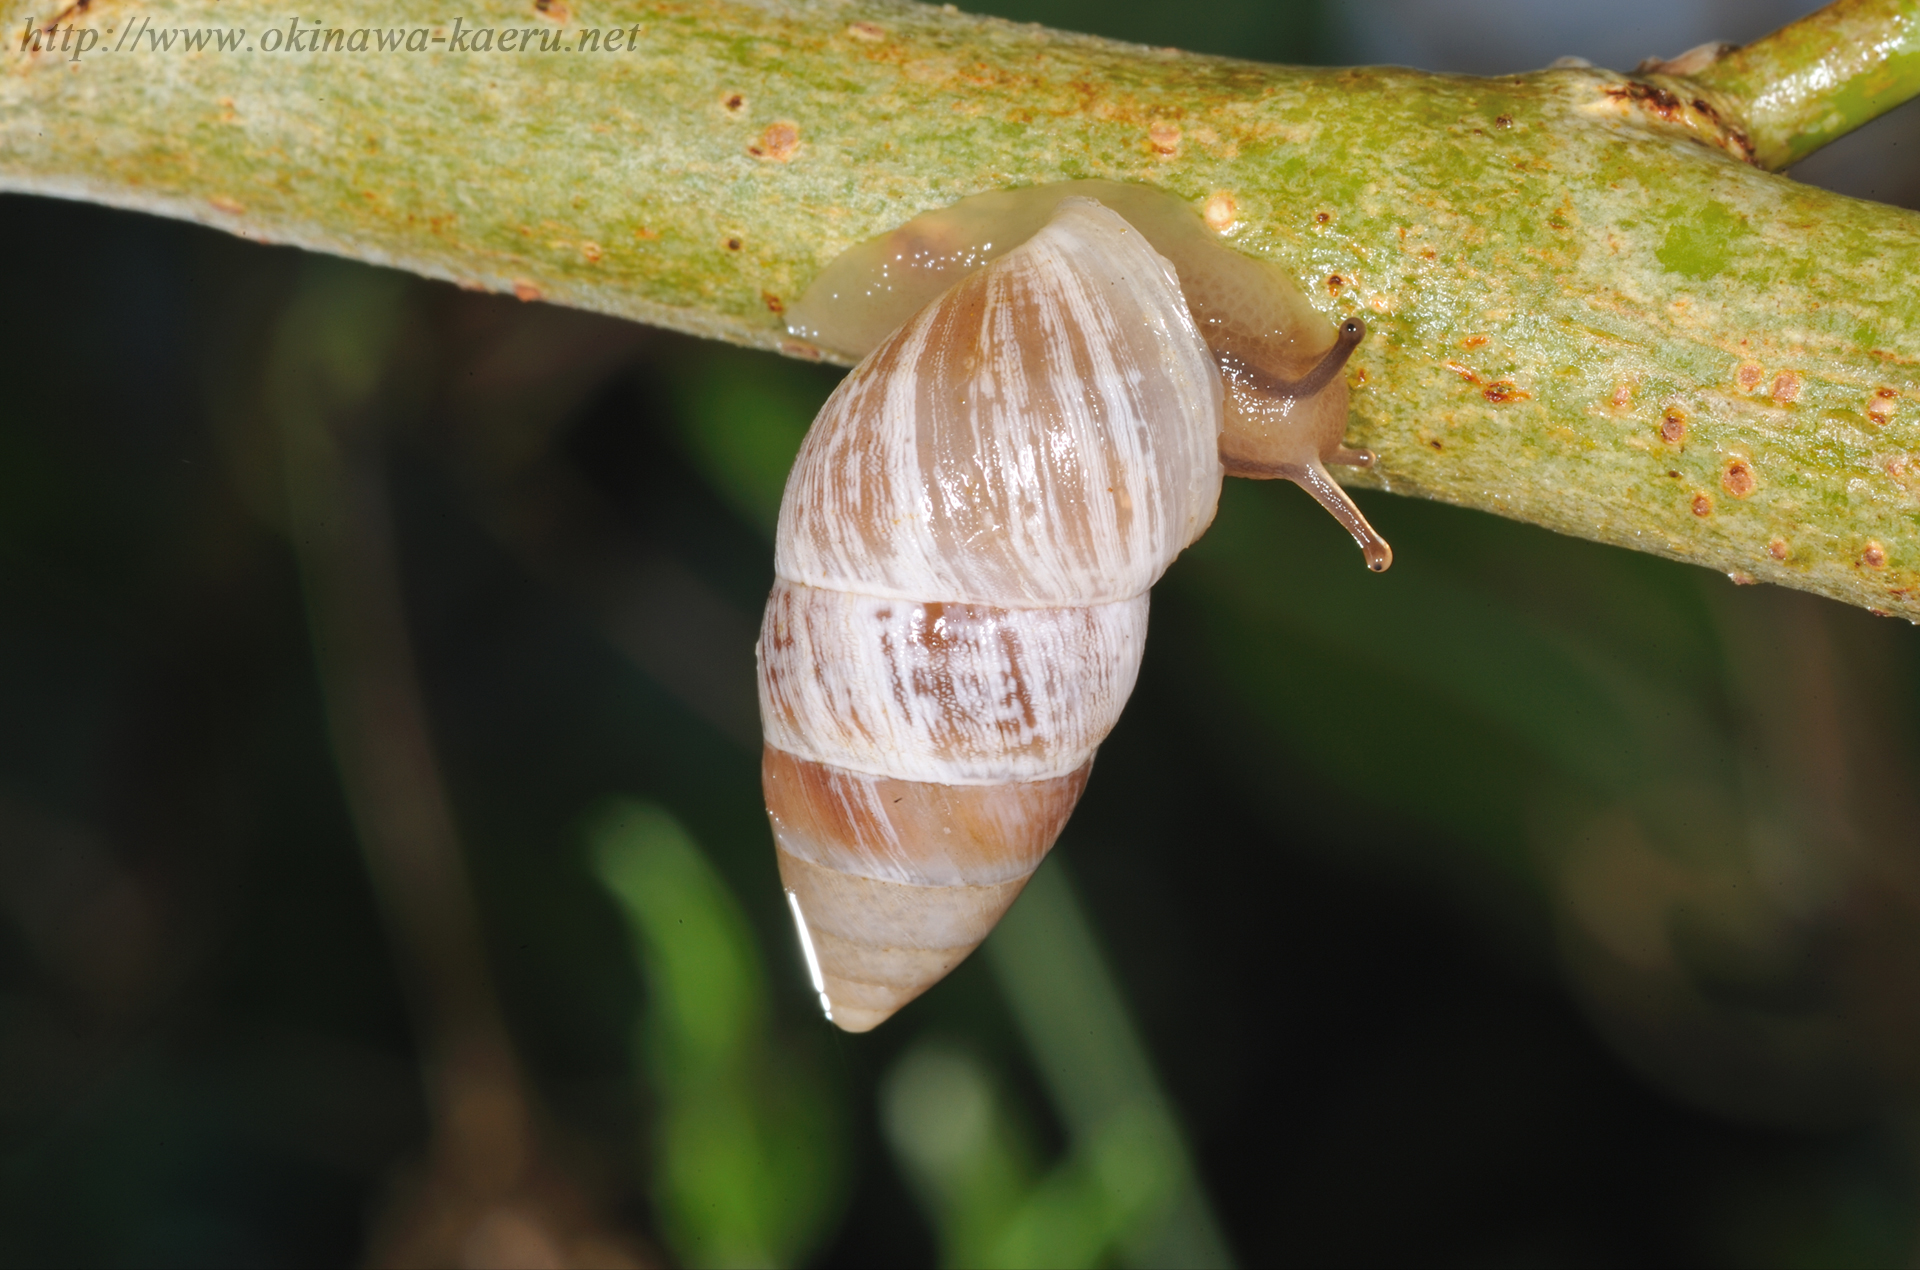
[1226,458,1393,571]
[1294,459,1392,571]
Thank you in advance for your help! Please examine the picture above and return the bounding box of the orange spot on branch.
[749,121,802,161]
[1721,458,1755,497]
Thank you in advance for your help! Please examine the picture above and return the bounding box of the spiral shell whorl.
[764,747,1089,1032]
[760,200,1223,1030]
[774,199,1223,609]
[759,582,1149,786]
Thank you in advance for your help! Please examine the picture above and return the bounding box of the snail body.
[790,179,1389,569]
[762,188,1384,1031]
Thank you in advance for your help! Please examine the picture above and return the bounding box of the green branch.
[3,0,1919,616]
[1693,0,1920,169]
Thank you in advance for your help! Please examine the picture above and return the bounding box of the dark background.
[5,0,1920,1265]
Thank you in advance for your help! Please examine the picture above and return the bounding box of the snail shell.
[759,198,1222,1031]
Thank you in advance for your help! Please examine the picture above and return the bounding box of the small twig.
[1693,0,1920,169]
[270,260,642,1269]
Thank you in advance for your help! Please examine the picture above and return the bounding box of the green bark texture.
[3,0,1919,615]
[1695,0,1920,167]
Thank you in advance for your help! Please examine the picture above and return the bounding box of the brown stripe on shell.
[757,582,1146,785]
[762,745,1089,888]
[772,200,1222,609]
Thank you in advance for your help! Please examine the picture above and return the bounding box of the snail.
[760,186,1384,1032]
[788,179,1389,572]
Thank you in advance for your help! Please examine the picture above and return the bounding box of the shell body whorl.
[759,581,1150,787]
[758,199,1223,1031]
[774,198,1224,610]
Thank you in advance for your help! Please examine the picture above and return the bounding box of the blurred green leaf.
[590,799,845,1269]
[882,1037,1207,1270]
[882,859,1231,1269]
[993,1102,1183,1269]
[882,1043,1040,1267]
[667,350,835,536]
[985,859,1234,1269]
